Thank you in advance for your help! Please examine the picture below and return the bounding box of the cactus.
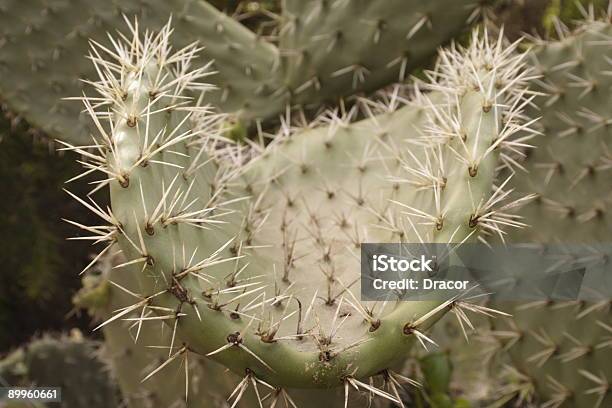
[75,249,261,408]
[0,0,492,145]
[429,13,612,408]
[277,0,490,111]
[489,15,612,408]
[2,2,611,408]
[76,249,373,407]
[60,17,537,406]
[510,15,612,243]
[0,0,280,144]
[0,331,119,408]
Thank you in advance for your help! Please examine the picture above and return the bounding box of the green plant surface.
[61,19,537,406]
[0,331,119,408]
[494,16,612,408]
[75,250,260,408]
[0,0,280,144]
[432,15,612,408]
[0,0,492,145]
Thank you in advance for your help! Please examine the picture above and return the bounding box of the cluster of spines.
[0,0,282,144]
[277,0,495,107]
[389,28,539,246]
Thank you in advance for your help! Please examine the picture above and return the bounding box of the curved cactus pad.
[63,21,538,407]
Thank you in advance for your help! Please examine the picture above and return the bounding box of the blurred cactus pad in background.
[0,1,611,407]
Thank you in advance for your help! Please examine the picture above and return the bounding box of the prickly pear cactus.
[75,249,259,408]
[435,15,612,408]
[0,0,491,145]
[489,16,612,408]
[62,17,537,406]
[278,0,490,110]
[0,331,119,408]
[511,19,612,243]
[75,251,387,407]
[0,0,279,144]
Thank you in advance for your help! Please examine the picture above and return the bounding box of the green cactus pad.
[279,0,489,112]
[494,18,612,408]
[77,250,261,408]
[0,0,491,146]
[436,17,612,408]
[63,20,537,406]
[0,0,279,144]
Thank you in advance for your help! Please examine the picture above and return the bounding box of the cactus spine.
[75,249,260,408]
